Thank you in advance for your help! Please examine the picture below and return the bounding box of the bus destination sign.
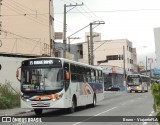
[29,60,53,65]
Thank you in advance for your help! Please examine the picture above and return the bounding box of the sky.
[54,0,160,65]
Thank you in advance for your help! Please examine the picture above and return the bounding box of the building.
[154,27,160,68]
[0,0,54,56]
[78,38,138,74]
[0,0,54,90]
[54,42,78,61]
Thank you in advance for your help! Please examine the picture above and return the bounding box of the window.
[78,74,84,82]
[107,55,118,60]
[130,59,132,64]
[119,55,123,60]
[86,68,91,75]
[70,64,75,73]
[71,74,77,82]
[63,62,69,71]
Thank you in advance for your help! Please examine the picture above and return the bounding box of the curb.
[13,109,34,116]
[0,109,34,116]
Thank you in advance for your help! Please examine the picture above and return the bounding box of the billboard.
[55,32,63,39]
[154,68,160,75]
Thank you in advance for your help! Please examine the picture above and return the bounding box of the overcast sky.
[54,0,160,58]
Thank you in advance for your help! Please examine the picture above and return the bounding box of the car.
[106,86,120,91]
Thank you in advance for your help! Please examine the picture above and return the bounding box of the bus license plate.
[37,103,44,106]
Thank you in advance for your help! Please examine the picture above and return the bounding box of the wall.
[0,56,30,91]
[0,0,54,56]
[154,27,160,68]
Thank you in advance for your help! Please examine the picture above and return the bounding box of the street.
[0,92,157,125]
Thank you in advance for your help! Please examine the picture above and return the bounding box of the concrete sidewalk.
[0,107,33,116]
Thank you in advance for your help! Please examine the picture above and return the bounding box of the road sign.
[148,58,153,64]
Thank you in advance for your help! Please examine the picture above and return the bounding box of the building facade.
[154,27,160,68]
[78,39,138,74]
[0,0,54,56]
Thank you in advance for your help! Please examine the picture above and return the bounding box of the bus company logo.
[2,117,11,122]
[29,61,34,65]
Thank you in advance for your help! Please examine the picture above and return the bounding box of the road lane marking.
[94,107,118,116]
[143,122,147,125]
[72,107,117,125]
[142,110,155,125]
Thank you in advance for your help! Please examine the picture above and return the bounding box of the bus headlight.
[136,86,140,89]
[52,93,63,101]
[22,97,30,102]
[52,98,56,101]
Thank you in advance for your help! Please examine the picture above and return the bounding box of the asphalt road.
[0,91,157,125]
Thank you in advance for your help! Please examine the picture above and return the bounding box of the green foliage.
[0,82,20,109]
[156,112,160,124]
[151,83,160,123]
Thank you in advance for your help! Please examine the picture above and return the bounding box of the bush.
[156,112,160,124]
[151,83,160,123]
[0,82,20,109]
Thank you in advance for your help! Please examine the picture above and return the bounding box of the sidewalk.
[0,107,33,116]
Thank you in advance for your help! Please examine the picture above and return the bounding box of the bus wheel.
[91,94,96,107]
[34,109,42,116]
[69,98,76,113]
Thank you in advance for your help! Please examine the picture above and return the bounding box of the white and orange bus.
[127,74,150,93]
[16,57,104,115]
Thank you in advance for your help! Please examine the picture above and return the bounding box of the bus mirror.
[65,71,70,80]
[16,67,21,82]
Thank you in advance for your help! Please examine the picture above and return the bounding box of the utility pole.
[63,3,83,58]
[0,0,2,36]
[48,0,55,57]
[146,56,148,75]
[68,37,80,52]
[89,21,105,65]
[87,34,99,65]
[123,46,127,92]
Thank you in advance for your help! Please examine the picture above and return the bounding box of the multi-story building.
[154,27,160,68]
[78,37,138,74]
[0,0,54,56]
[0,0,54,90]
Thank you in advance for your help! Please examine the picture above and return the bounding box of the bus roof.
[127,74,149,78]
[22,57,102,70]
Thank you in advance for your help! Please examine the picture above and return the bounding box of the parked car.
[106,86,120,91]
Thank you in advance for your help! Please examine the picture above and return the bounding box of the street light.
[137,46,148,74]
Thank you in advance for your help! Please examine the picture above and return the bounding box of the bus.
[16,57,104,115]
[126,74,150,93]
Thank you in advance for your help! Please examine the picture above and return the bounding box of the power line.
[1,29,42,45]
[9,0,49,21]
[55,8,160,14]
[75,7,94,21]
[3,1,49,27]
[3,4,49,27]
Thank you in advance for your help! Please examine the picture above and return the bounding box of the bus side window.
[71,64,77,82]
[63,62,70,80]
[139,78,142,83]
[63,62,69,71]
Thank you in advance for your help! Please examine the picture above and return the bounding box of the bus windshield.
[21,67,63,92]
[127,77,141,86]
